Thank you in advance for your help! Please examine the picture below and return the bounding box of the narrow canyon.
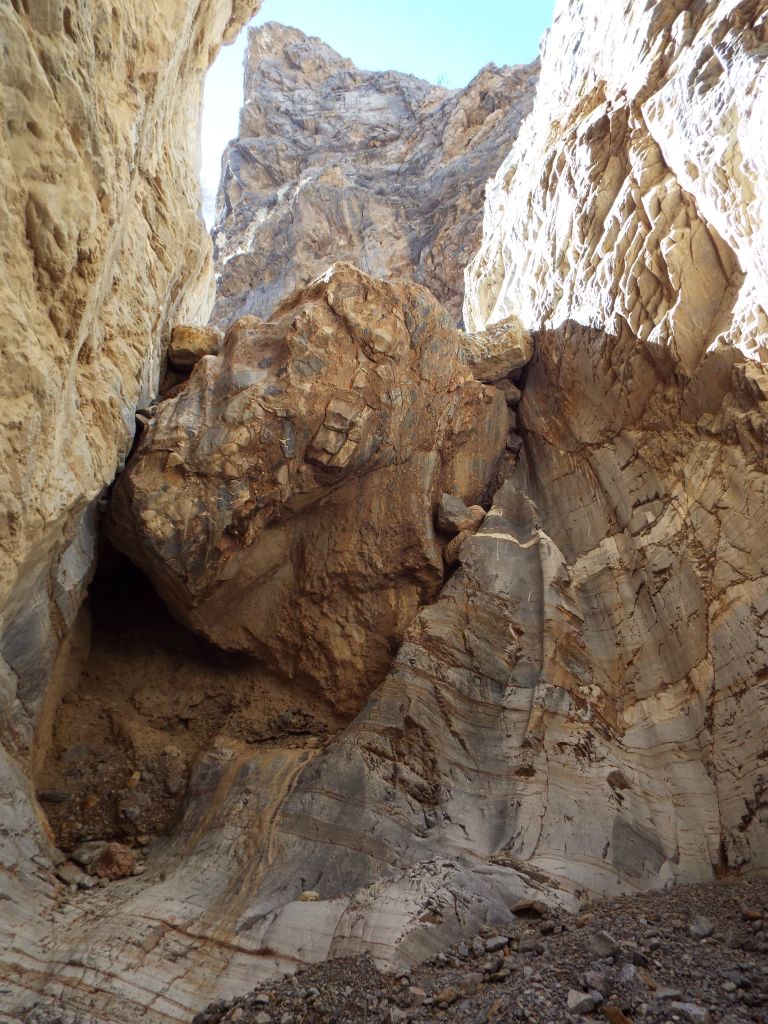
[0,2,766,1023]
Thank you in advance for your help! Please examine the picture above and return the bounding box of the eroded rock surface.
[3,1,768,1022]
[462,0,768,879]
[169,325,225,370]
[0,0,259,761]
[210,23,539,326]
[108,263,510,711]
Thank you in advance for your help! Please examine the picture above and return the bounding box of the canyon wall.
[0,0,263,749]
[2,1,768,1022]
[0,0,259,1005]
[210,23,539,326]
[464,0,768,876]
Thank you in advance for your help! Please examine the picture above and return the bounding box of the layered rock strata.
[108,263,511,711]
[464,0,768,879]
[210,23,539,326]
[2,0,768,1021]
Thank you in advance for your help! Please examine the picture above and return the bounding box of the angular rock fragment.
[168,324,225,370]
[495,378,522,406]
[436,494,485,535]
[586,932,620,959]
[567,989,597,1013]
[91,842,140,880]
[459,314,533,382]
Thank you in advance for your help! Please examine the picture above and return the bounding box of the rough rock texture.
[0,0,261,1014]
[210,23,539,326]
[3,1,768,1022]
[0,0,258,759]
[199,876,768,1024]
[169,324,225,370]
[463,0,768,881]
[459,314,532,382]
[108,263,510,711]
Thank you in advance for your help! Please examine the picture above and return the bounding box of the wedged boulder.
[459,314,533,382]
[108,264,510,711]
[168,324,225,370]
[436,493,485,535]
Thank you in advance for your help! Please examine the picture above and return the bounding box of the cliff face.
[2,2,768,1022]
[464,0,768,877]
[0,0,259,750]
[0,0,259,1001]
[210,23,539,326]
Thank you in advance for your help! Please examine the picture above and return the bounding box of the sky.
[200,0,555,225]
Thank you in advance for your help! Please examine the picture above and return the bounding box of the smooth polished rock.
[0,0,261,1016]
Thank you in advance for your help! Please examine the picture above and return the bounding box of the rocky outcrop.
[180,0,768,980]
[0,263,526,1022]
[463,0,768,880]
[3,1,768,1022]
[108,263,511,712]
[168,324,225,370]
[0,0,260,760]
[0,0,260,1011]
[210,23,539,326]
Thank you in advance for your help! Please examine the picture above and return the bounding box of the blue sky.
[201,0,555,223]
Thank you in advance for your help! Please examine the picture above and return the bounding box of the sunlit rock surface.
[0,0,260,1014]
[464,0,768,880]
[2,1,768,1021]
[210,22,539,326]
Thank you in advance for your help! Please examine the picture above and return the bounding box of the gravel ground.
[193,877,768,1024]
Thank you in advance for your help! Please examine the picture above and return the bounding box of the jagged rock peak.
[211,22,540,326]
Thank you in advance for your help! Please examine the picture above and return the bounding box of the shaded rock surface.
[210,23,539,326]
[108,263,511,711]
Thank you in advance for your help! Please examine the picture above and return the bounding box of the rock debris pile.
[194,877,768,1024]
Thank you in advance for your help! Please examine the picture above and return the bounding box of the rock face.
[464,0,768,881]
[108,263,510,712]
[210,23,539,326]
[0,0,260,1010]
[2,1,768,1022]
[0,0,259,774]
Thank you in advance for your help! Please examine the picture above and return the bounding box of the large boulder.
[108,264,511,710]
